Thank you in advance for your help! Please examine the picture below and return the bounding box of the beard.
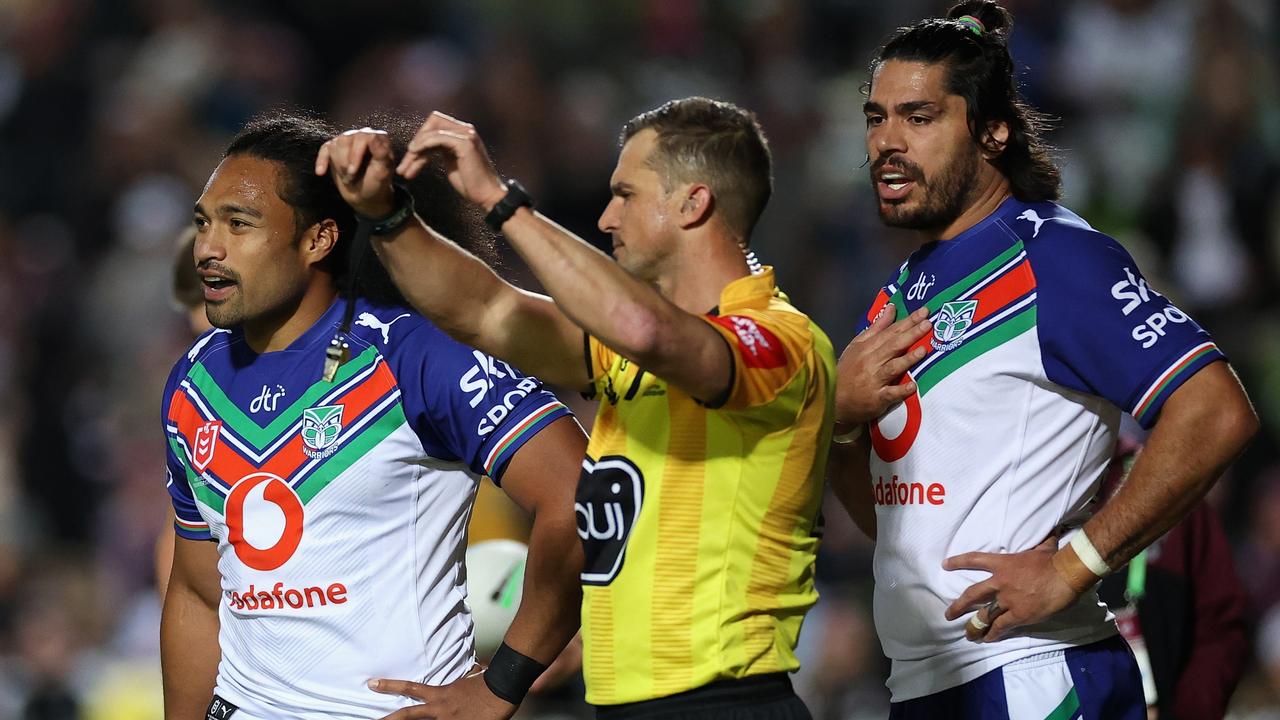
[874,147,980,234]
[204,295,245,329]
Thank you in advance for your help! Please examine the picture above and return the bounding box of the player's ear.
[677,184,714,229]
[980,120,1009,159]
[302,219,340,267]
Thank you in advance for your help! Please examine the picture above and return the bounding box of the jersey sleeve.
[584,333,616,399]
[404,327,572,483]
[162,364,213,541]
[700,306,816,411]
[1029,232,1225,428]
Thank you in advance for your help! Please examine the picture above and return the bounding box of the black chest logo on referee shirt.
[576,456,644,586]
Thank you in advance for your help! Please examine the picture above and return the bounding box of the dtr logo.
[576,456,644,586]
[906,273,936,300]
[225,472,304,571]
[249,385,285,414]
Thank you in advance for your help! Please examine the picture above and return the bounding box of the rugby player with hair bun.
[830,2,1257,717]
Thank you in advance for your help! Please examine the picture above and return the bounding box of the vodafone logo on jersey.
[874,475,946,506]
[710,315,787,368]
[871,378,921,462]
[192,421,222,473]
[225,472,304,571]
[226,581,348,612]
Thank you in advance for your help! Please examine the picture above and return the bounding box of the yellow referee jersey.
[577,267,835,706]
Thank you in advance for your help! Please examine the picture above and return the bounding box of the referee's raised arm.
[317,124,589,392]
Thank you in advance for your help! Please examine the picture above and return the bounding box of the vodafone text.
[226,581,348,611]
[874,476,946,506]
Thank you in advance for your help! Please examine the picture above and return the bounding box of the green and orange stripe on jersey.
[481,400,565,478]
[1131,342,1220,425]
[866,240,1037,396]
[174,514,210,536]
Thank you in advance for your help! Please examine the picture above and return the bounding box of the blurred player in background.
[171,227,214,337]
[160,112,586,720]
[154,227,212,600]
[829,1,1258,718]
[1096,438,1249,720]
[317,97,890,717]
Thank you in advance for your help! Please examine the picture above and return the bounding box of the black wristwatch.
[484,178,534,232]
[355,183,416,236]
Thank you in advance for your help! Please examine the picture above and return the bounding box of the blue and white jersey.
[161,297,572,719]
[857,198,1223,701]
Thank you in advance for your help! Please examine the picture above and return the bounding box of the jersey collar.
[714,265,781,314]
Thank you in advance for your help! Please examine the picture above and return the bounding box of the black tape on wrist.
[483,642,547,705]
[354,183,416,236]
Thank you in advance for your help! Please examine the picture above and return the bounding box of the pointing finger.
[943,551,999,573]
[368,678,432,700]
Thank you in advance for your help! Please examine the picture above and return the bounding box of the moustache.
[198,260,241,283]
[870,155,925,183]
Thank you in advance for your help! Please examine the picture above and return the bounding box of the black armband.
[355,183,416,236]
[483,642,547,705]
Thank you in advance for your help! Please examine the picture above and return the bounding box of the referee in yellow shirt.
[318,98,831,718]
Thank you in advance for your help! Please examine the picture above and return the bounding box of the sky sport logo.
[225,581,349,611]
[874,475,946,506]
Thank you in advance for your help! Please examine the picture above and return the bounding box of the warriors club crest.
[301,405,344,460]
[931,300,979,352]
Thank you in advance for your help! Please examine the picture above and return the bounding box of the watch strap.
[484,179,534,232]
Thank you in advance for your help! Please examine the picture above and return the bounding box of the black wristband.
[483,178,534,232]
[482,642,547,705]
[355,183,415,236]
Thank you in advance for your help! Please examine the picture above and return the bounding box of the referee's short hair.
[621,97,773,242]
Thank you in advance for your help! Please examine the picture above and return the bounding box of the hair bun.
[946,0,1012,35]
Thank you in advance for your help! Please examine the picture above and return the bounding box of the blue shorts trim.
[888,636,1144,720]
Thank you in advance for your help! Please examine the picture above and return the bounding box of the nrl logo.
[192,420,222,473]
[931,300,978,351]
[300,405,344,460]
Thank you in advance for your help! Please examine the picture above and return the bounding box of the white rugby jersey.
[162,298,570,719]
[858,198,1223,701]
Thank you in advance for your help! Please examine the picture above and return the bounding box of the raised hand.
[396,112,508,212]
[315,127,398,218]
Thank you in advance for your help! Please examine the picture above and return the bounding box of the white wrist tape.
[1070,530,1111,578]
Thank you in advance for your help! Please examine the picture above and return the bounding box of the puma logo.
[1016,209,1063,238]
[355,312,410,345]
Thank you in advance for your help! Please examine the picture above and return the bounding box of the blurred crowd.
[0,0,1277,717]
